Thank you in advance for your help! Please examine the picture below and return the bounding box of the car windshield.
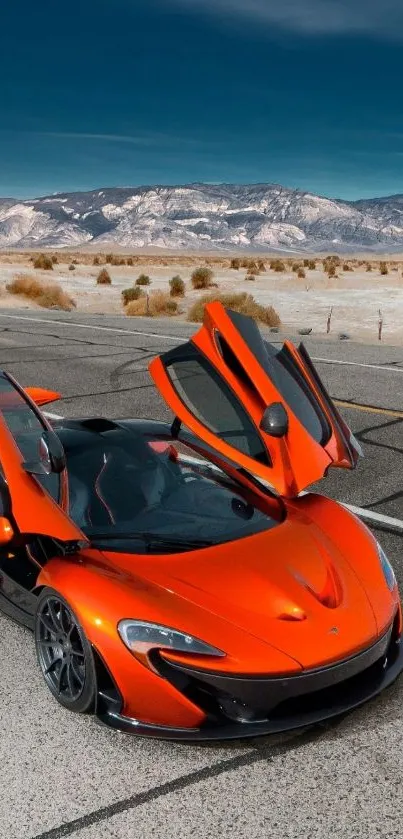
[60,425,284,554]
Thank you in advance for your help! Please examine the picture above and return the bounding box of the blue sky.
[1,0,403,199]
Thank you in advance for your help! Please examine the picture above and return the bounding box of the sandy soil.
[0,254,403,345]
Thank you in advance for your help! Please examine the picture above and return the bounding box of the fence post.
[378,309,383,341]
[326,307,333,334]
[146,292,150,316]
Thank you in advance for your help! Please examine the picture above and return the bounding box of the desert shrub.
[343,263,352,271]
[245,271,256,281]
[135,273,151,286]
[93,255,100,266]
[126,257,134,266]
[169,275,185,297]
[33,253,53,270]
[297,268,306,279]
[96,268,112,285]
[121,286,144,306]
[327,264,337,278]
[246,260,258,272]
[68,264,75,271]
[258,260,266,272]
[51,254,58,264]
[187,292,280,328]
[111,256,126,266]
[126,290,178,317]
[269,259,286,272]
[240,258,250,269]
[292,262,302,272]
[230,258,240,270]
[72,259,79,265]
[380,261,388,275]
[190,266,214,289]
[105,254,113,264]
[307,259,316,270]
[7,274,75,311]
[366,263,372,272]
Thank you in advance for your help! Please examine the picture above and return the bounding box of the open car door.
[0,371,86,543]
[149,302,362,498]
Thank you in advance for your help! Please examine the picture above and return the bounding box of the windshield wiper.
[87,531,213,551]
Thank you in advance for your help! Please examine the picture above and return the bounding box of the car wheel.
[35,587,96,713]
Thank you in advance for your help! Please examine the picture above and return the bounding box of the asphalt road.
[0,309,402,839]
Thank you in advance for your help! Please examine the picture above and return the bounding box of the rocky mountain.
[1,183,403,252]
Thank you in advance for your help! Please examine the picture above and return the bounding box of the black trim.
[0,589,34,629]
[97,624,403,741]
[298,342,360,466]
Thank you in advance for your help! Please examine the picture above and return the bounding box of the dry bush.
[122,287,144,306]
[111,256,126,266]
[327,264,337,278]
[135,273,151,286]
[230,258,240,270]
[292,262,302,272]
[33,253,53,270]
[126,291,178,317]
[105,254,113,264]
[72,259,79,265]
[169,275,185,297]
[68,264,75,271]
[258,260,266,272]
[269,259,286,272]
[366,263,372,272]
[306,259,316,270]
[245,272,256,281]
[188,292,280,327]
[380,261,388,276]
[93,256,100,266]
[7,274,75,311]
[240,258,250,269]
[96,268,112,285]
[126,257,134,266]
[191,266,214,289]
[297,268,306,279]
[51,254,58,264]
[343,263,353,271]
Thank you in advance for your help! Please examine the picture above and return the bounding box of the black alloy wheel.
[35,588,96,713]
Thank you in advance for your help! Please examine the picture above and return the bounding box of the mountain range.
[1,183,403,252]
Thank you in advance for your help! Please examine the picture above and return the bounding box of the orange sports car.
[0,302,401,740]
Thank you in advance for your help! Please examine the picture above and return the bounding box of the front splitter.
[97,637,403,741]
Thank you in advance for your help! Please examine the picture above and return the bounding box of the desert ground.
[0,251,402,344]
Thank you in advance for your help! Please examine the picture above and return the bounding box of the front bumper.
[97,620,403,741]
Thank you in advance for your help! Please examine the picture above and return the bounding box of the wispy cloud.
[173,0,403,38]
[0,129,213,149]
[32,130,202,148]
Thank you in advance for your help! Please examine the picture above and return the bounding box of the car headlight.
[118,620,226,671]
[377,542,397,591]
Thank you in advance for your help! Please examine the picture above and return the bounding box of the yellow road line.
[334,400,403,419]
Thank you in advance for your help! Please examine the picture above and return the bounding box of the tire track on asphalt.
[30,726,326,839]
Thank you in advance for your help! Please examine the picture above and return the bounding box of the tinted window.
[224,308,329,444]
[0,374,60,502]
[57,426,282,553]
[164,345,269,465]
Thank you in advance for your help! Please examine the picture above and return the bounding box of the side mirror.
[23,430,66,476]
[260,402,289,438]
[0,516,14,545]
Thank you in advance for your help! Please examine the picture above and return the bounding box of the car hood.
[99,501,393,673]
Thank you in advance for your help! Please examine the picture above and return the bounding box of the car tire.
[34,587,96,713]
